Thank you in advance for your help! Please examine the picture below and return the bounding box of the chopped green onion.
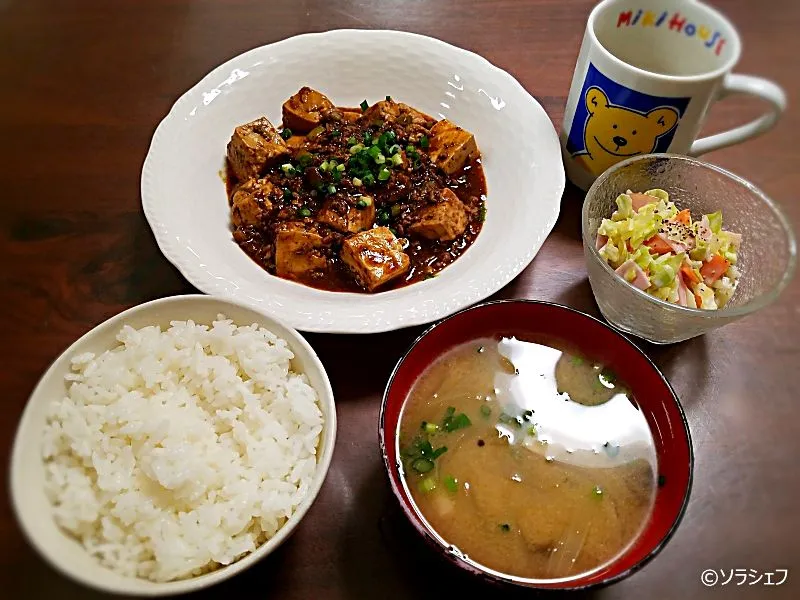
[419,477,436,493]
[298,207,311,218]
[406,144,415,153]
[360,99,369,111]
[363,130,373,144]
[498,413,522,429]
[390,204,402,217]
[352,177,363,187]
[480,404,491,417]
[499,523,511,532]
[297,152,314,167]
[368,146,382,159]
[377,210,390,225]
[445,413,471,432]
[330,129,341,137]
[600,368,617,385]
[280,163,296,176]
[356,196,373,209]
[444,476,458,493]
[280,128,292,140]
[387,144,401,155]
[592,485,603,498]
[362,173,375,186]
[420,135,429,148]
[411,457,434,473]
[374,153,386,164]
[479,203,487,222]
[327,184,337,195]
[349,143,365,155]
[527,425,537,437]
[389,226,399,237]
[319,160,330,172]
[378,167,391,181]
[430,446,448,459]
[307,125,325,140]
[328,158,338,168]
[347,135,357,145]
[424,422,438,434]
[336,163,346,172]
[391,153,403,166]
[282,188,293,201]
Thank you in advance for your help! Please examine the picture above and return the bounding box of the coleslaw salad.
[596,189,742,310]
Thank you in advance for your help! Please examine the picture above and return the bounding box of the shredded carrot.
[675,209,691,225]
[644,235,673,255]
[700,254,730,285]
[680,264,700,285]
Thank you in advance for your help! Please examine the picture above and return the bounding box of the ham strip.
[615,259,650,291]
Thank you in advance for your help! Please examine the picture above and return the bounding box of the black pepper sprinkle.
[658,475,667,487]
[477,439,485,447]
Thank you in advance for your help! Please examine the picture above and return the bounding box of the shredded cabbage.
[596,189,741,309]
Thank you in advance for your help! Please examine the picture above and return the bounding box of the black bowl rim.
[378,299,694,592]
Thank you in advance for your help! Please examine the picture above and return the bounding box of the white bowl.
[10,295,337,596]
[141,29,565,333]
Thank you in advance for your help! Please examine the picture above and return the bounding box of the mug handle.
[689,74,786,156]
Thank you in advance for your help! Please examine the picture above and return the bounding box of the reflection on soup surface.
[398,337,656,580]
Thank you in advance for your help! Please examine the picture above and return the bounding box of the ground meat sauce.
[226,93,486,293]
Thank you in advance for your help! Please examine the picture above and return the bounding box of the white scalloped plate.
[142,30,564,333]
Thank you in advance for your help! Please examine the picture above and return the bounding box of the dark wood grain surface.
[1,1,798,598]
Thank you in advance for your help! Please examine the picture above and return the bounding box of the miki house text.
[617,10,727,55]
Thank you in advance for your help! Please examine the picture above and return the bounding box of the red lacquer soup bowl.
[379,300,693,590]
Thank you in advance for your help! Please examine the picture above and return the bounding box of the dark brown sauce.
[225,103,487,293]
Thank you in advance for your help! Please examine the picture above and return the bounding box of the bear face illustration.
[574,87,680,176]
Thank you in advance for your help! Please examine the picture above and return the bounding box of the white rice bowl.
[11,295,336,595]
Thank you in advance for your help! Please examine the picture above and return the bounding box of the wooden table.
[2,1,798,598]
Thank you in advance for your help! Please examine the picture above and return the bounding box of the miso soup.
[398,337,657,580]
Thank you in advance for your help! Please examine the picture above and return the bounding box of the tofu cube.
[274,222,329,279]
[341,110,362,123]
[284,134,307,150]
[397,103,436,128]
[408,188,468,241]
[340,227,410,291]
[427,119,478,174]
[282,87,334,133]
[363,100,400,123]
[364,100,434,128]
[231,178,276,227]
[227,117,290,181]
[317,196,375,234]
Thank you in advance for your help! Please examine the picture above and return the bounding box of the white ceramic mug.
[561,0,786,190]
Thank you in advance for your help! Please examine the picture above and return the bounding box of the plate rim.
[141,28,565,334]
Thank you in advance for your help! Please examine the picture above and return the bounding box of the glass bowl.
[582,154,796,344]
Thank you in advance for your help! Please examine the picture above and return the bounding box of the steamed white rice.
[41,315,323,582]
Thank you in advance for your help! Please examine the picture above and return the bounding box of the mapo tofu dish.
[225,87,487,292]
